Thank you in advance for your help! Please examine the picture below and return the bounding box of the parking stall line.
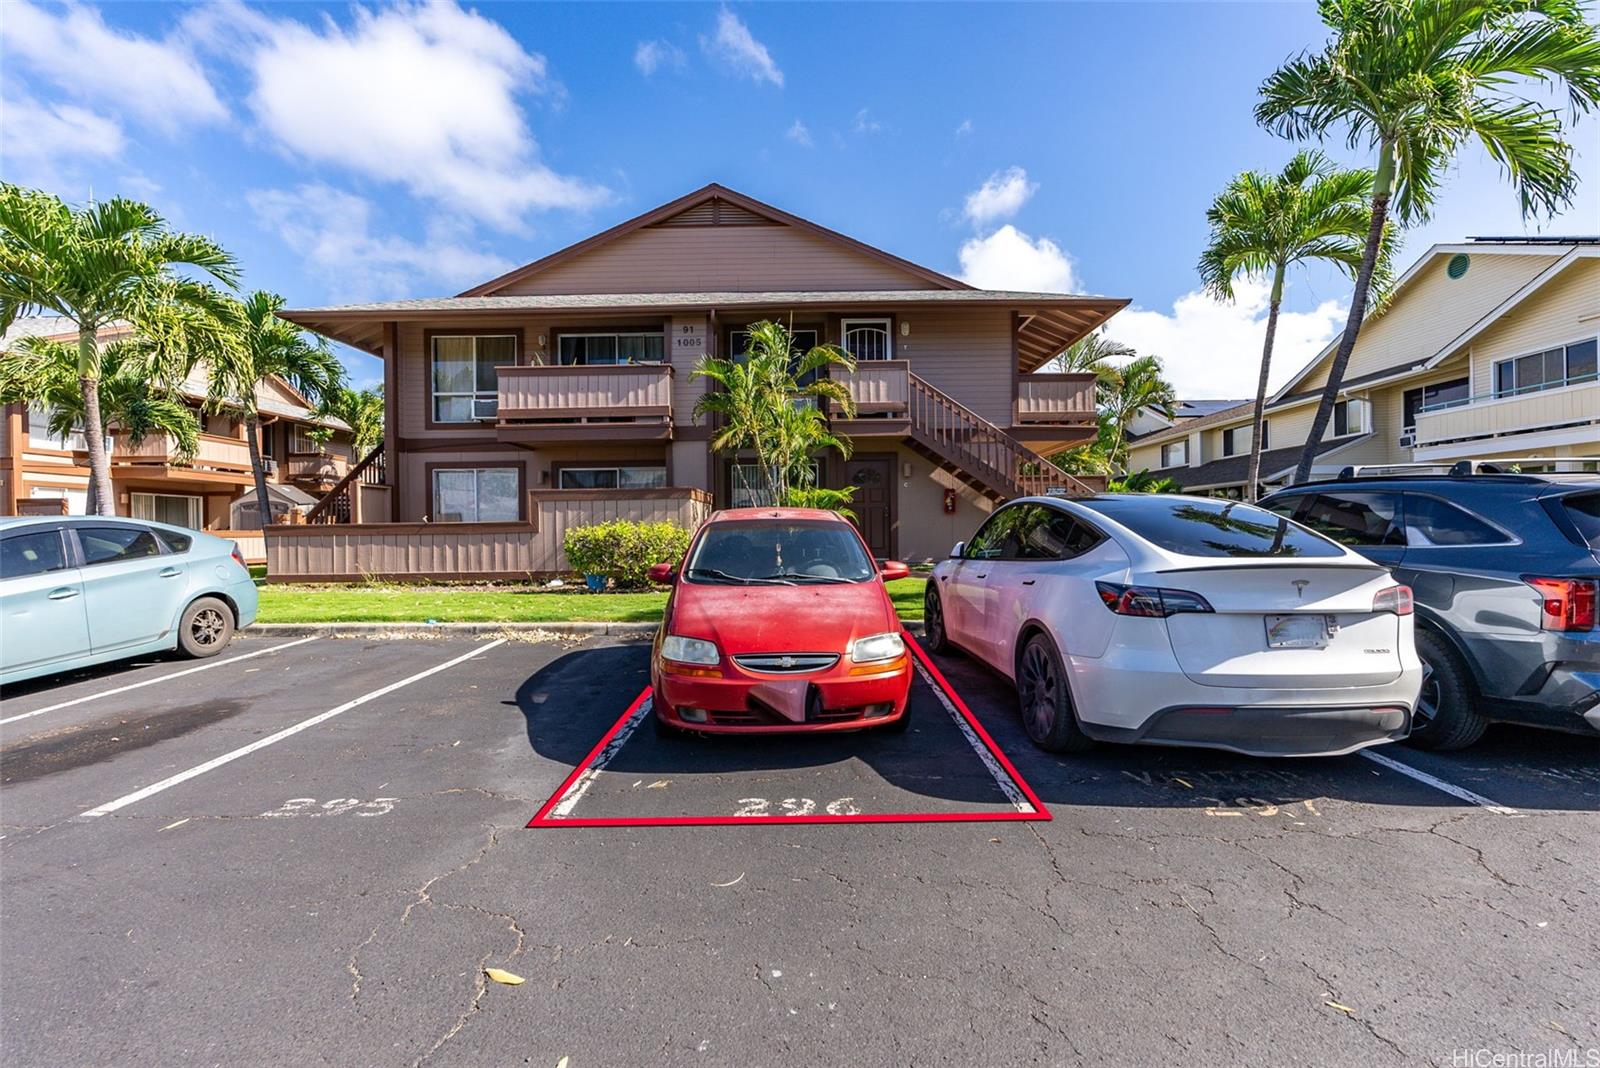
[74,638,508,821]
[0,637,321,728]
[1359,748,1519,815]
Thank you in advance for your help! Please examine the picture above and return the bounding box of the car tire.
[176,597,233,659]
[1406,628,1488,751]
[1015,632,1093,753]
[922,584,951,654]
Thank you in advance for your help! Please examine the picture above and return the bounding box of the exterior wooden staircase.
[302,443,387,524]
[902,372,1102,502]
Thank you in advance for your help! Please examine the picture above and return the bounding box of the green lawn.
[257,576,927,624]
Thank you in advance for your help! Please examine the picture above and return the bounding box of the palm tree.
[693,319,856,505]
[317,385,385,455]
[1199,150,1392,500]
[0,185,238,513]
[1257,0,1600,484]
[1102,355,1177,472]
[209,291,344,527]
[1044,332,1134,402]
[0,334,201,482]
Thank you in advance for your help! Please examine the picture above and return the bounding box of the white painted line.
[74,639,508,820]
[0,637,321,728]
[912,660,1034,813]
[548,695,651,819]
[1359,748,1519,816]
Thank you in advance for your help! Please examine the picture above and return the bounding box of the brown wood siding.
[893,307,1014,427]
[496,226,943,296]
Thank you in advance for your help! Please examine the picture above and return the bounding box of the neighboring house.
[1125,398,1248,443]
[1127,237,1600,495]
[270,183,1126,578]
[0,321,357,558]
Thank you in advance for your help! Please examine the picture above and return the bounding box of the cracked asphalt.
[1,634,1596,1067]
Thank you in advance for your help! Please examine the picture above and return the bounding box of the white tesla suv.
[923,494,1423,757]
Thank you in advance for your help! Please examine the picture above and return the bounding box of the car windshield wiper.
[686,568,788,585]
[758,571,853,584]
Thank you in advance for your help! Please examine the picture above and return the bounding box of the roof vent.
[1446,253,1470,279]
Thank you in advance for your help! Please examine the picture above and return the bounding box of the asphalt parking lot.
[1,634,1596,1067]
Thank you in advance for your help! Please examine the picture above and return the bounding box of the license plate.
[1265,614,1327,649]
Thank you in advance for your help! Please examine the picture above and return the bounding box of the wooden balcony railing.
[1015,374,1097,424]
[283,452,353,482]
[112,432,252,470]
[836,359,910,415]
[497,363,673,421]
[303,444,387,524]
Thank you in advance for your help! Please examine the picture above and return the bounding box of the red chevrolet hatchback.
[647,508,914,735]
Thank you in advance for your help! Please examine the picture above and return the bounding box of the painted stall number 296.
[734,797,861,817]
[261,797,398,818]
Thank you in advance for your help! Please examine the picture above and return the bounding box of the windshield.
[1079,496,1344,559]
[685,520,875,584]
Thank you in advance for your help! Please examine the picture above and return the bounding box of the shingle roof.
[284,289,1124,316]
[1147,436,1363,490]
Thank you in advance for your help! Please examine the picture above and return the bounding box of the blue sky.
[3,1,1596,396]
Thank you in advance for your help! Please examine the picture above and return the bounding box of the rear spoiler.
[1154,560,1388,575]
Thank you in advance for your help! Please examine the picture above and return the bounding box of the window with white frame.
[431,467,520,523]
[557,466,667,490]
[1493,338,1598,398]
[1160,440,1187,468]
[556,332,664,365]
[1333,398,1369,436]
[291,423,322,452]
[27,405,110,452]
[841,319,892,361]
[432,335,515,423]
[1221,426,1247,457]
[131,492,203,530]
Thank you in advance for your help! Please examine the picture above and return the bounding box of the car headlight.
[849,631,905,664]
[661,634,720,666]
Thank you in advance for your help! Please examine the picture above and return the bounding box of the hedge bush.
[563,520,692,590]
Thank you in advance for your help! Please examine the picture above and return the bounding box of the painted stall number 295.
[261,797,398,819]
[734,797,861,817]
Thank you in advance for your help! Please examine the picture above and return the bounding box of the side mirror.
[647,562,676,585]
[949,541,965,559]
[879,560,911,582]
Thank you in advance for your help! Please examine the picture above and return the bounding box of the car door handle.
[974,573,988,579]
[158,567,182,578]
[48,587,80,600]
[1022,579,1036,586]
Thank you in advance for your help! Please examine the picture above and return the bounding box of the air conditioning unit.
[262,458,279,475]
[1398,431,1416,449]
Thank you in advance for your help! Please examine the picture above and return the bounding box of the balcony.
[1014,374,1098,426]
[496,363,674,443]
[107,432,254,479]
[283,452,353,485]
[1412,379,1600,459]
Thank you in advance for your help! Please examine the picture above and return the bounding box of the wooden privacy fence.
[265,487,712,582]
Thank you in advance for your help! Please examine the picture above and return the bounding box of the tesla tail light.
[661,634,720,665]
[1372,585,1414,616]
[1095,582,1213,618]
[849,631,906,664]
[230,543,247,569]
[1524,577,1597,632]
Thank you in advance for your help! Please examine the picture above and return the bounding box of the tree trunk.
[1246,266,1285,502]
[1294,143,1394,485]
[77,329,115,516]
[247,414,274,530]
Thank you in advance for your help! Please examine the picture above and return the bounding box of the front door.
[838,455,894,559]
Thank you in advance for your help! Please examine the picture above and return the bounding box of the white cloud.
[203,1,606,231]
[954,118,974,138]
[785,119,813,148]
[249,184,514,300]
[958,225,1077,293]
[0,1,224,133]
[0,98,126,164]
[853,108,882,135]
[702,8,782,87]
[634,39,684,76]
[1105,280,1346,399]
[963,166,1036,226]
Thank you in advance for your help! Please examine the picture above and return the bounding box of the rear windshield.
[1080,496,1345,559]
[686,520,875,584]
[1561,492,1600,548]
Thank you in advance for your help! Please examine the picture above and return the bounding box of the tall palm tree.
[693,319,856,505]
[1198,150,1392,500]
[209,291,344,527]
[1102,355,1177,472]
[1258,0,1600,484]
[0,335,201,483]
[0,185,238,513]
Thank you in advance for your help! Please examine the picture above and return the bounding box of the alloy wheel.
[191,608,226,648]
[924,588,944,646]
[1019,642,1057,740]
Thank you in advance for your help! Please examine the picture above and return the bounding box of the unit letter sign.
[673,321,707,360]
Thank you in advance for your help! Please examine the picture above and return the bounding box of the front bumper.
[655,656,912,733]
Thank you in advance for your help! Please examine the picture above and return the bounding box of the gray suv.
[1261,473,1599,749]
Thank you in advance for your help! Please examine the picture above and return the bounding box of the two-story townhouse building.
[0,320,359,558]
[1127,237,1600,495]
[267,184,1124,579]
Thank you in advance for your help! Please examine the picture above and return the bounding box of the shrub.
[563,520,692,590]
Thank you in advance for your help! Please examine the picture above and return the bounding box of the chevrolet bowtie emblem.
[779,656,795,669]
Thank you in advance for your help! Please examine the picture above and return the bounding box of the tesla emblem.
[1292,579,1310,598]
[779,656,796,669]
